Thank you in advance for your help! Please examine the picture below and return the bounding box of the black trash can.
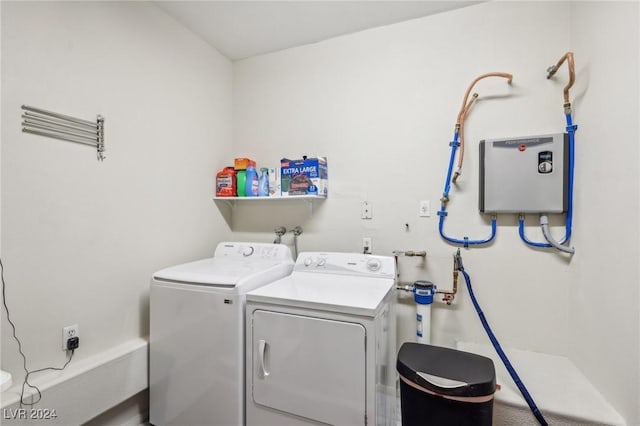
[396,343,496,426]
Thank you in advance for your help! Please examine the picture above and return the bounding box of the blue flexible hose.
[439,214,497,246]
[564,113,576,241]
[442,132,460,200]
[438,131,497,246]
[461,267,548,425]
[518,219,552,248]
[519,114,576,248]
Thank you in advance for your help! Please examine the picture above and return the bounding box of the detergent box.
[280,157,327,196]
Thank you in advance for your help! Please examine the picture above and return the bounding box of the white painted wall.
[234,0,571,352]
[568,2,640,424]
[1,0,232,404]
[233,1,638,424]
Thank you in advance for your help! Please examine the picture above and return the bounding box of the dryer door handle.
[258,339,270,378]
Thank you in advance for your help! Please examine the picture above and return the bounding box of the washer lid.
[153,258,288,287]
[246,273,394,316]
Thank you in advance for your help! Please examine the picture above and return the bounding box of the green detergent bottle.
[236,170,246,196]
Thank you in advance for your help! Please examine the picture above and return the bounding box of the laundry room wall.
[232,1,638,424]
[233,0,570,358]
[1,1,232,422]
[567,2,640,423]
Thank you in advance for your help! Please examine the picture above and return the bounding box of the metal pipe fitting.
[404,251,427,258]
[273,226,287,244]
[396,284,414,292]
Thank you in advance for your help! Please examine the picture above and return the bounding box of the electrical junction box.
[479,133,569,214]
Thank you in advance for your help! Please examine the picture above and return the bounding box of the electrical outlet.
[361,201,372,219]
[363,237,372,254]
[62,324,79,351]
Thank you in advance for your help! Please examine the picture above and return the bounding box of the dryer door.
[251,310,366,426]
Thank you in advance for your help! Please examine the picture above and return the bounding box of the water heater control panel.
[479,133,568,214]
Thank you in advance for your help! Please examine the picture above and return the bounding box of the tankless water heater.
[479,133,569,214]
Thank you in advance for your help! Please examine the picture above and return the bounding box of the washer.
[150,242,294,426]
[245,252,397,426]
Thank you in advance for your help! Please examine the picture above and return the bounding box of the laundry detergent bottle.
[245,164,259,197]
[236,170,247,196]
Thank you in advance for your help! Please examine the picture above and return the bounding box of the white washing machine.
[149,242,294,426]
[245,252,397,426]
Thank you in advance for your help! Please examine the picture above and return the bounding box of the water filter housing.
[479,133,569,214]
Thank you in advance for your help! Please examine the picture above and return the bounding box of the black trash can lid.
[396,343,496,398]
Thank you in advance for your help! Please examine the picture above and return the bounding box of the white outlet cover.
[362,237,372,254]
[419,200,430,217]
[361,201,372,219]
[62,324,79,350]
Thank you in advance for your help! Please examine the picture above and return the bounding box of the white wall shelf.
[212,195,326,224]
[213,195,325,207]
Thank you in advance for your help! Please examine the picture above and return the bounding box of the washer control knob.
[243,246,255,257]
[317,258,326,267]
[303,257,313,267]
[366,258,381,271]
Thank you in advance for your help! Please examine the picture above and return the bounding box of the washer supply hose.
[460,264,548,426]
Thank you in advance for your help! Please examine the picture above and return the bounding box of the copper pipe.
[435,273,457,305]
[546,51,575,105]
[436,250,461,305]
[453,72,513,179]
[452,93,478,182]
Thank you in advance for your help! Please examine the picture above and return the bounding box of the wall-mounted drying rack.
[21,105,105,161]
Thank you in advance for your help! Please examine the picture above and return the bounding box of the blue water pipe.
[519,113,577,250]
[458,255,548,426]
[438,130,497,247]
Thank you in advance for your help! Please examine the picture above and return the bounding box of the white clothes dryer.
[245,252,397,426]
[150,242,294,426]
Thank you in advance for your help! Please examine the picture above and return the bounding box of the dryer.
[150,242,294,426]
[245,252,397,426]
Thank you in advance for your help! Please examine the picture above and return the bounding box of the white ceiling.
[155,1,482,61]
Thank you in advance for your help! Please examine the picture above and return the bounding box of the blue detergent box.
[280,157,328,196]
